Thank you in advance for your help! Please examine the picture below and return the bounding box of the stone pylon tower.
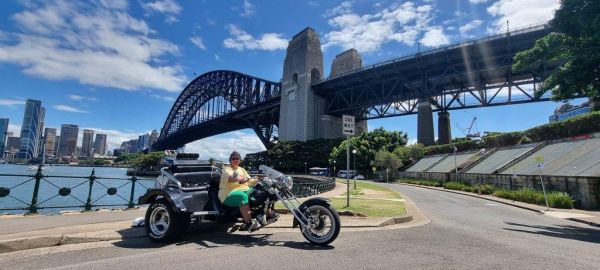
[329,49,367,135]
[279,28,329,141]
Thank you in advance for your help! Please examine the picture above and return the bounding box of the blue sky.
[0,0,569,160]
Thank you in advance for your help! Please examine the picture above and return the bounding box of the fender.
[292,197,331,228]
[138,189,179,212]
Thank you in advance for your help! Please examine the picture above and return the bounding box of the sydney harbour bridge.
[152,24,554,151]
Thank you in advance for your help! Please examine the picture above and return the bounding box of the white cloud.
[324,1,353,17]
[142,0,181,14]
[150,94,176,102]
[54,105,90,113]
[322,1,446,52]
[470,0,488,3]
[185,131,266,160]
[487,0,559,32]
[0,99,25,107]
[223,24,288,51]
[0,1,187,92]
[214,54,222,61]
[459,19,483,37]
[419,27,450,47]
[189,36,206,50]
[240,0,256,17]
[68,94,97,101]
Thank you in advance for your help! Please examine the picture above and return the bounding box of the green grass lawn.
[277,180,406,217]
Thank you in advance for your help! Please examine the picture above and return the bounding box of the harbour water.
[0,164,155,215]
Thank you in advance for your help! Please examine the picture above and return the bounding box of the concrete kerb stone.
[398,183,600,227]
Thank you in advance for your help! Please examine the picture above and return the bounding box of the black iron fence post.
[28,164,43,214]
[128,176,137,208]
[85,169,96,211]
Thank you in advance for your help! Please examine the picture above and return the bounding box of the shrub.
[523,111,600,142]
[400,179,442,187]
[493,188,573,208]
[473,184,496,195]
[546,192,574,208]
[483,131,524,148]
[444,181,472,191]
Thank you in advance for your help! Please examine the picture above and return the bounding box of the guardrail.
[0,165,152,214]
[289,175,336,198]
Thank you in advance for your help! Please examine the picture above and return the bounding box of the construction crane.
[465,117,480,139]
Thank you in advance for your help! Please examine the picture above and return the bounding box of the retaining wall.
[398,171,600,209]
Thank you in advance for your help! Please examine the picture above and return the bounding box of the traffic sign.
[342,115,355,135]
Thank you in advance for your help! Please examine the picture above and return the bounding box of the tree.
[329,127,408,173]
[133,152,165,170]
[513,0,600,101]
[393,144,426,166]
[372,150,402,182]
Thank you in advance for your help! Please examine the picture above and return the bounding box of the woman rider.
[218,151,259,231]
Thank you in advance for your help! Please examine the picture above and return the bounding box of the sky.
[0,0,573,160]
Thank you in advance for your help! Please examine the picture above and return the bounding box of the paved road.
[1,184,599,270]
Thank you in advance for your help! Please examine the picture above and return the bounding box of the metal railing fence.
[0,165,153,214]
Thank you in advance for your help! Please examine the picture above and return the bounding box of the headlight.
[282,176,293,189]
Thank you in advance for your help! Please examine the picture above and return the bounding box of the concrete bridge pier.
[438,111,451,145]
[417,99,435,146]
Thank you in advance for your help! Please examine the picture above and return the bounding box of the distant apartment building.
[138,133,150,151]
[17,99,45,160]
[93,134,107,156]
[113,148,122,156]
[53,135,60,156]
[6,136,20,160]
[43,128,57,158]
[36,107,46,159]
[150,129,159,145]
[0,118,8,159]
[81,129,94,157]
[58,124,79,158]
[120,139,139,154]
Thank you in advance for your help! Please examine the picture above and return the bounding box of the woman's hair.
[229,151,241,161]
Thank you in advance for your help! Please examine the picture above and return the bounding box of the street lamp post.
[304,162,307,175]
[352,149,357,189]
[333,160,336,177]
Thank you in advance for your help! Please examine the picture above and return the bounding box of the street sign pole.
[346,135,350,208]
[342,115,355,208]
[536,156,550,211]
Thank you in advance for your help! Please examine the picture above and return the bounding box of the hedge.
[422,111,600,154]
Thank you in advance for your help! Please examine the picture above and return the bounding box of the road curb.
[378,214,413,227]
[398,183,600,227]
[0,230,146,254]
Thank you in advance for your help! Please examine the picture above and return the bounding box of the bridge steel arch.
[153,70,281,151]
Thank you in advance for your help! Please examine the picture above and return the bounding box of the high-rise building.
[36,107,46,158]
[53,135,60,156]
[81,129,94,157]
[0,118,8,159]
[43,128,57,158]
[138,133,150,151]
[93,134,107,156]
[6,136,20,160]
[150,129,159,145]
[17,99,44,160]
[58,124,79,158]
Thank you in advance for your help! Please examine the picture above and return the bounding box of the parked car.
[353,174,365,180]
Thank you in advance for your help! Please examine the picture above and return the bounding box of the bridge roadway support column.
[279,27,329,141]
[438,111,451,145]
[417,99,435,146]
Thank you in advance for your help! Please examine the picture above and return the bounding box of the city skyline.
[0,0,571,160]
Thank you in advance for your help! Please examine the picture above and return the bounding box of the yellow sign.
[535,156,544,163]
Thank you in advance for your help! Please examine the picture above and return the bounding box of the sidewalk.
[0,182,412,254]
[399,183,600,227]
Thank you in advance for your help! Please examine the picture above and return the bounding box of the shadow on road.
[112,223,334,251]
[503,222,600,244]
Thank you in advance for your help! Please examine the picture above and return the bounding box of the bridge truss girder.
[313,25,555,120]
[153,70,281,150]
